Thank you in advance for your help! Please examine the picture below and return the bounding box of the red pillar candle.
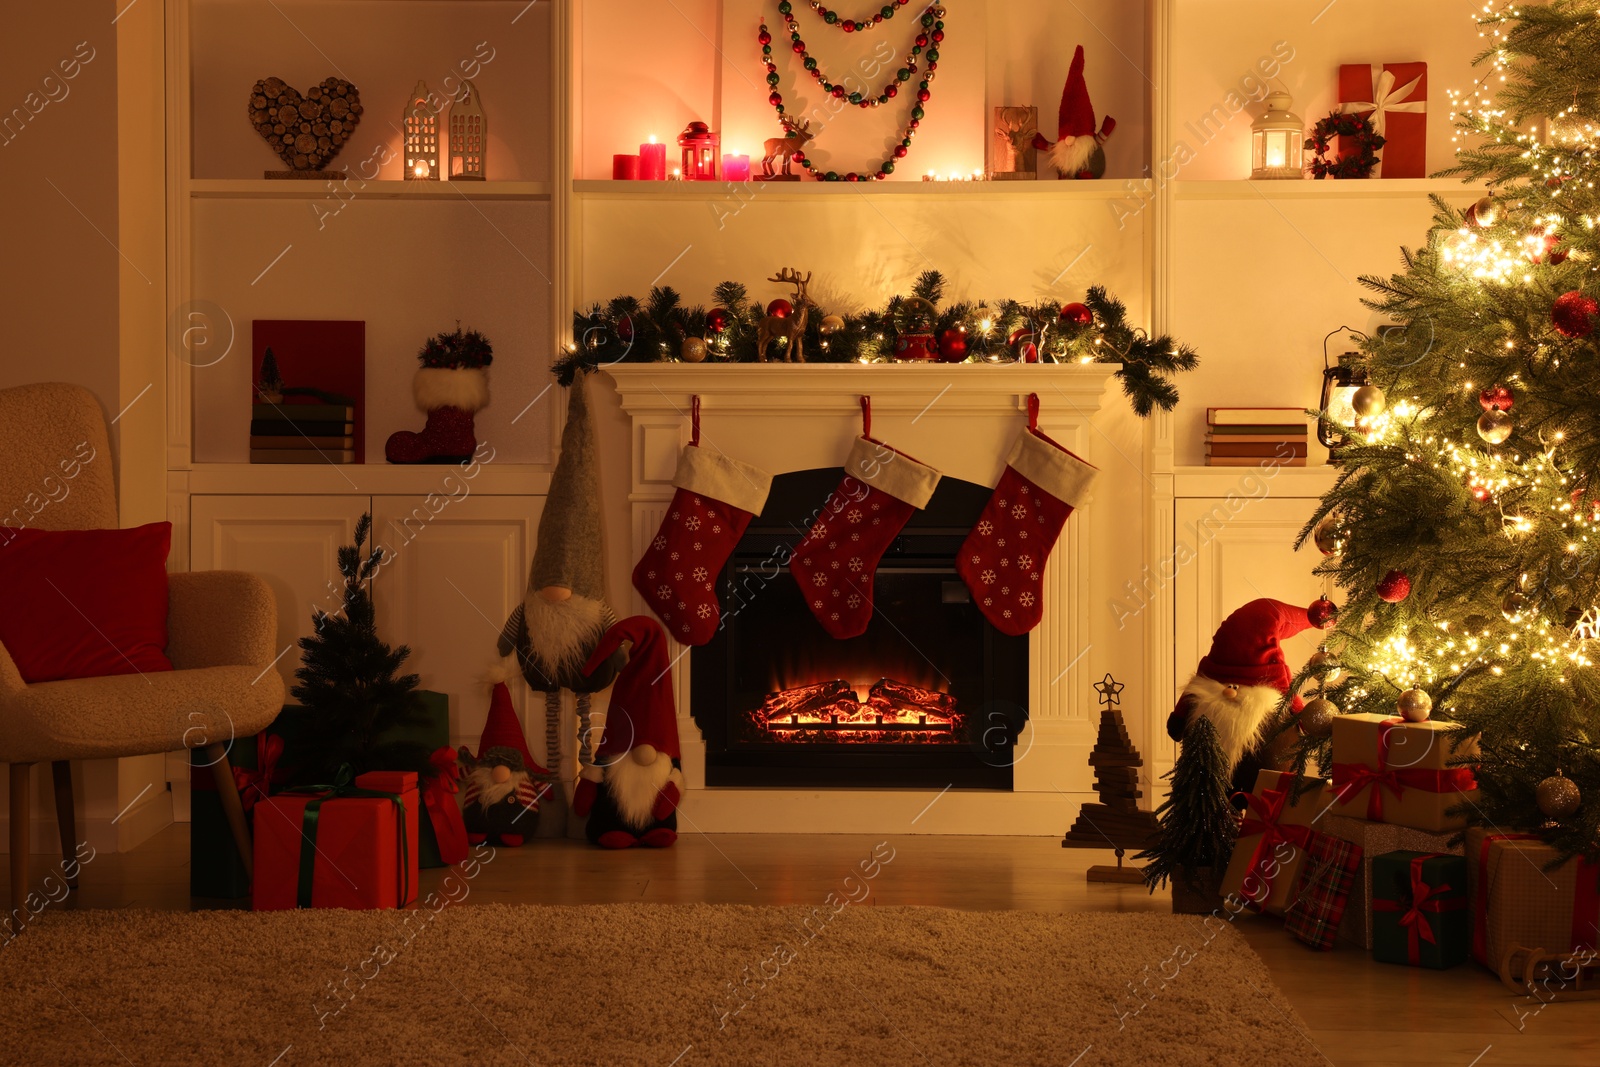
[638,137,667,180]
[722,153,751,182]
[612,154,640,180]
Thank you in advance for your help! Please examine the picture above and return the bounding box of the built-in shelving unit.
[187,179,555,202]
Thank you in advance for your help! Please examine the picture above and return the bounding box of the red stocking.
[632,398,773,645]
[956,394,1096,636]
[788,398,941,640]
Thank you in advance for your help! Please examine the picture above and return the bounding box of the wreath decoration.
[1305,111,1385,180]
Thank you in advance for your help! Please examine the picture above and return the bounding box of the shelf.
[1174,179,1481,202]
[573,179,1152,202]
[179,462,554,497]
[1171,464,1337,498]
[187,179,554,202]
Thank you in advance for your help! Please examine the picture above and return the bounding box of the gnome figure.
[1166,598,1328,799]
[1032,45,1116,179]
[498,372,625,834]
[572,616,683,849]
[458,674,550,847]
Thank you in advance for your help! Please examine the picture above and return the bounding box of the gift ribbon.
[1372,853,1465,964]
[1338,66,1426,177]
[421,746,470,866]
[232,733,283,813]
[1330,717,1477,820]
[281,766,411,910]
[1235,787,1317,910]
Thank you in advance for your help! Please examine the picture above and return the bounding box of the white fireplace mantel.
[603,363,1121,835]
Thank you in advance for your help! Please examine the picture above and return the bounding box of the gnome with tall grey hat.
[497,370,624,835]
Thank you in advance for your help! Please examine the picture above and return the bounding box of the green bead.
[825,171,839,181]
[934,20,943,29]
[927,48,939,62]
[882,160,895,174]
[767,72,780,87]
[881,4,894,17]
[848,92,863,104]
[774,104,785,114]
[919,81,929,92]
[912,106,924,120]
[804,57,817,69]
[921,12,934,25]
[825,10,837,22]
[911,45,922,55]
[902,137,912,147]
[898,68,912,81]
[779,0,792,12]
[762,44,772,55]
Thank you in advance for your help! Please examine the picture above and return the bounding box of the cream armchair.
[0,383,285,926]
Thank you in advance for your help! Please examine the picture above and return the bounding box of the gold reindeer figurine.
[756,269,812,362]
[761,118,813,181]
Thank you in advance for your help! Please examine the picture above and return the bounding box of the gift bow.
[1373,853,1465,964]
[1331,717,1477,821]
[1236,788,1318,910]
[1339,67,1426,176]
[231,733,283,814]
[420,746,469,866]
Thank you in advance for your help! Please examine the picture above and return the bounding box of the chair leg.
[50,762,77,890]
[203,743,252,880]
[9,763,31,927]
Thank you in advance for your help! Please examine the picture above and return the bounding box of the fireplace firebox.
[690,467,1028,788]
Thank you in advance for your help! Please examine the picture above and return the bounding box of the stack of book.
[1205,408,1309,467]
[250,403,356,464]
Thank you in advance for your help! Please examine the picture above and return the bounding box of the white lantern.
[448,80,486,181]
[404,81,439,181]
[1251,90,1304,180]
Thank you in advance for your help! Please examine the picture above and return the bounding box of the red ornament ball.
[1553,291,1598,339]
[1478,384,1514,412]
[1059,302,1093,326]
[616,314,635,343]
[1376,569,1412,603]
[937,327,968,363]
[705,307,731,334]
[766,299,793,320]
[1308,597,1339,630]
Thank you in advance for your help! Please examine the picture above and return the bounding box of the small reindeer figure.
[761,118,813,180]
[756,269,812,363]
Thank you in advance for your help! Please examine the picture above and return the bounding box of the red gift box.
[252,770,419,911]
[1338,63,1427,178]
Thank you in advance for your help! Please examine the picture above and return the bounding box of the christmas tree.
[1292,2,1599,862]
[1137,715,1236,893]
[292,513,433,781]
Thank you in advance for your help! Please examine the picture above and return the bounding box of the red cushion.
[0,522,174,683]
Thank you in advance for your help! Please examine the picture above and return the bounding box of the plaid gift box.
[1285,834,1364,950]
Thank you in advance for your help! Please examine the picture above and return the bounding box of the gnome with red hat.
[1032,45,1116,179]
[573,616,684,849]
[458,669,552,847]
[1166,598,1330,798]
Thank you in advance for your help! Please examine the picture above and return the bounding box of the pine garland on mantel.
[557,271,1199,417]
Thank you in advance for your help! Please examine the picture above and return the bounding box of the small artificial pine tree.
[291,513,433,781]
[1136,715,1237,893]
[257,347,284,403]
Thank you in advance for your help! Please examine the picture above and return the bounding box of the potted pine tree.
[1136,715,1238,914]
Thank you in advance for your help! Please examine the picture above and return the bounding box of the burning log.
[867,678,958,717]
[755,679,855,722]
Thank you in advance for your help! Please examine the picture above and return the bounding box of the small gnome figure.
[498,371,625,834]
[458,673,550,847]
[573,616,684,849]
[1166,598,1327,799]
[1032,45,1116,179]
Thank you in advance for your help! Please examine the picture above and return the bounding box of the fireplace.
[691,468,1029,789]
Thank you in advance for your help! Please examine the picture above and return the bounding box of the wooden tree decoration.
[448,80,486,181]
[1061,674,1163,883]
[404,81,439,180]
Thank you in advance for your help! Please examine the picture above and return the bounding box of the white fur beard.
[463,766,522,807]
[1047,136,1096,177]
[605,755,673,831]
[523,592,608,680]
[1181,676,1283,772]
[413,367,489,413]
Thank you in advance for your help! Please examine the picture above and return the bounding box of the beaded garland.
[806,0,912,32]
[760,2,946,182]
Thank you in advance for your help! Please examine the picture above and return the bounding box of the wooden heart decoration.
[248,76,363,172]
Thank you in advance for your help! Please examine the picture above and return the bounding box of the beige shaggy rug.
[0,904,1311,1066]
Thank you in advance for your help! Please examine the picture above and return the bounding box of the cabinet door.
[370,495,539,752]
[190,496,367,691]
[1173,495,1331,699]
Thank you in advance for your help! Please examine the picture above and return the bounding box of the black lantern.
[1319,328,1370,449]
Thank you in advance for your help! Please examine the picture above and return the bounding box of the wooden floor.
[10,826,1598,1067]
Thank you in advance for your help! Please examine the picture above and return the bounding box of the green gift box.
[383,691,455,869]
[1371,850,1470,969]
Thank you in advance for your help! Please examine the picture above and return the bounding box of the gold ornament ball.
[1300,697,1338,738]
[1352,384,1387,418]
[1477,408,1513,445]
[1536,771,1582,820]
[1313,516,1346,557]
[1308,648,1343,683]
[1502,590,1531,619]
[820,315,846,336]
[1470,195,1498,228]
[1397,688,1433,723]
[680,337,708,363]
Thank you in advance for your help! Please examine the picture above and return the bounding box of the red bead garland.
[806,0,913,32]
[759,4,945,182]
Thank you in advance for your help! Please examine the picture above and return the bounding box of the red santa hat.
[1196,598,1316,693]
[475,671,544,771]
[583,616,680,761]
[1055,45,1115,142]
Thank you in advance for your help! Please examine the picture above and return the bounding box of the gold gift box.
[1328,713,1479,833]
[1220,769,1329,916]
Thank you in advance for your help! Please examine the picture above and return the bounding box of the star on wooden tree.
[1093,673,1125,711]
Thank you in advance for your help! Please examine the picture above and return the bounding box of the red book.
[251,320,366,463]
[252,770,418,910]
